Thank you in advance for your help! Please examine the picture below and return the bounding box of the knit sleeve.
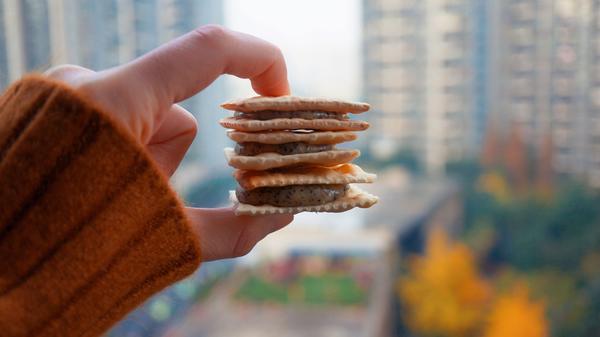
[0,75,202,337]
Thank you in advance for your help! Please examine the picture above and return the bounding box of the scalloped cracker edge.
[221,96,370,113]
[220,117,369,132]
[230,185,378,215]
[227,130,357,145]
[225,148,359,170]
[234,164,376,190]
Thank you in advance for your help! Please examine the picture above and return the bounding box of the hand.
[46,25,294,261]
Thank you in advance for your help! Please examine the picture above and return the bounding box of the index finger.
[122,25,290,105]
[186,207,293,261]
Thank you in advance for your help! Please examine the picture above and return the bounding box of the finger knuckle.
[45,64,83,79]
[265,44,286,73]
[272,44,284,59]
[191,24,229,46]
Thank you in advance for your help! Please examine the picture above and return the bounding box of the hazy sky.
[224,0,362,100]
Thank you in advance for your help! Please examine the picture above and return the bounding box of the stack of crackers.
[220,96,378,215]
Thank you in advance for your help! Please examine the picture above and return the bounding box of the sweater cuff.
[0,75,201,337]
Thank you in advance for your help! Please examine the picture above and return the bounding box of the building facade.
[491,0,600,186]
[0,0,228,169]
[588,0,600,186]
[363,0,487,174]
[364,0,600,186]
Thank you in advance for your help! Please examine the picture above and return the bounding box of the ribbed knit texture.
[0,76,202,337]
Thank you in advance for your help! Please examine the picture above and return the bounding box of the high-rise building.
[1,0,49,83]
[364,0,600,187]
[490,0,561,162]
[489,0,600,187]
[363,0,488,174]
[47,0,121,69]
[21,0,51,70]
[550,0,591,179]
[363,0,425,162]
[0,0,8,88]
[0,0,227,170]
[152,0,228,169]
[588,0,600,186]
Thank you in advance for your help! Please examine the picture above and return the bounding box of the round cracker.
[221,96,370,113]
[234,164,376,190]
[220,117,369,132]
[227,130,357,145]
[230,185,378,215]
[224,148,359,170]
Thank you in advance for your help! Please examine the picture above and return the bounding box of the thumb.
[185,207,293,261]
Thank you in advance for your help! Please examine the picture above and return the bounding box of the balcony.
[369,41,418,64]
[443,121,466,137]
[443,95,465,112]
[442,44,466,62]
[373,0,419,12]
[510,2,535,22]
[510,27,535,47]
[552,102,572,123]
[377,16,419,38]
[510,52,535,72]
[555,25,576,44]
[443,68,466,86]
[589,119,600,134]
[510,78,535,97]
[511,101,534,123]
[378,116,421,136]
[377,92,418,112]
[592,38,600,56]
[553,128,572,147]
[591,65,600,84]
[590,143,600,159]
[553,76,576,97]
[380,67,419,90]
[554,45,577,71]
[438,13,466,32]
[589,87,600,107]
[555,0,577,19]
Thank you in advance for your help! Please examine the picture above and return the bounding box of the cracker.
[230,185,378,215]
[224,148,359,170]
[221,96,370,113]
[227,130,357,145]
[220,117,369,132]
[234,164,376,190]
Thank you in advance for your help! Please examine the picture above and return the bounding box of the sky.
[224,0,362,100]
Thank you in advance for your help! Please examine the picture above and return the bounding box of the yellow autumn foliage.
[398,228,492,337]
[477,171,511,203]
[484,283,548,337]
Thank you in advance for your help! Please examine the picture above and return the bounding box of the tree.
[481,121,502,168]
[399,228,492,337]
[484,283,548,337]
[504,123,529,193]
[535,134,555,200]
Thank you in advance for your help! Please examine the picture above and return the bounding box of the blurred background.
[2,0,600,336]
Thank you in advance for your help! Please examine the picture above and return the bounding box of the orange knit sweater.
[0,76,202,337]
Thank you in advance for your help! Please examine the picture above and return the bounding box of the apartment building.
[0,0,227,167]
[363,0,488,173]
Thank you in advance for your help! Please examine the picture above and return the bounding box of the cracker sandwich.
[220,96,378,215]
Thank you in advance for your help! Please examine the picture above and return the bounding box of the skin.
[45,25,294,261]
